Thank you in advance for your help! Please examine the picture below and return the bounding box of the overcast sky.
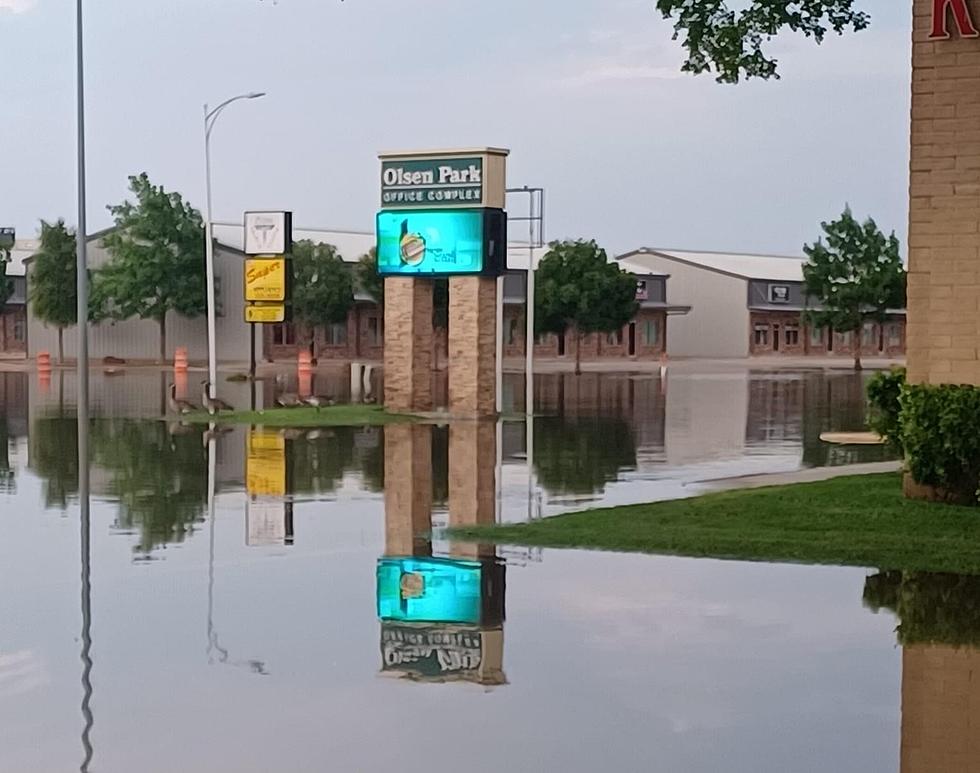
[1,0,910,256]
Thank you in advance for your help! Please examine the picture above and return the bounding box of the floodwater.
[1,366,969,773]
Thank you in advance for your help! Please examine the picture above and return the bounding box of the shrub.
[866,367,905,453]
[900,382,980,503]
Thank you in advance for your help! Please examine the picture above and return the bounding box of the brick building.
[618,248,907,359]
[0,240,31,357]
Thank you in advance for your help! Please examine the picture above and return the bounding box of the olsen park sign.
[376,148,508,278]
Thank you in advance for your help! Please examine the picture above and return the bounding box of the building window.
[366,316,381,346]
[272,323,296,346]
[887,323,902,347]
[768,285,790,304]
[809,326,823,347]
[862,322,876,347]
[643,319,661,346]
[326,322,347,346]
[785,326,800,346]
[754,325,769,346]
[607,328,624,346]
[13,318,25,342]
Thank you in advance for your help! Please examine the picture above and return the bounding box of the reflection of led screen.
[376,208,505,276]
[377,557,484,624]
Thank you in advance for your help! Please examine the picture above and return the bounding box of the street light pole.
[203,92,265,399]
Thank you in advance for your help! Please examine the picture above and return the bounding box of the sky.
[1,0,911,256]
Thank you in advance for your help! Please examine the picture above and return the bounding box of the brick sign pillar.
[907,0,980,384]
[447,420,497,559]
[448,277,498,417]
[383,278,433,412]
[383,423,433,557]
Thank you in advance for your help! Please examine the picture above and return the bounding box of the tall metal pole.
[203,93,265,401]
[203,105,218,400]
[75,2,93,769]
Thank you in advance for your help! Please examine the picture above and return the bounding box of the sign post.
[377,147,508,418]
[243,212,292,407]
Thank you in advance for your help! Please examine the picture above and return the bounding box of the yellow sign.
[245,304,286,324]
[246,430,286,496]
[244,257,287,302]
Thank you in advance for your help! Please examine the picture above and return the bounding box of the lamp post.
[203,92,265,399]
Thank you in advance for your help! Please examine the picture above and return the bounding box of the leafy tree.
[93,173,206,362]
[356,247,383,310]
[292,240,355,361]
[535,239,639,375]
[29,219,78,363]
[654,0,870,83]
[803,207,906,371]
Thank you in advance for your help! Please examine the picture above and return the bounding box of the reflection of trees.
[864,570,980,647]
[90,420,208,554]
[286,428,356,496]
[29,417,79,509]
[533,416,636,495]
[0,416,13,492]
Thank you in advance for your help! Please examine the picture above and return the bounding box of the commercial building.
[617,248,906,359]
[0,240,31,356]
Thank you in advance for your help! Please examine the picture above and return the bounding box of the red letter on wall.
[931,0,980,39]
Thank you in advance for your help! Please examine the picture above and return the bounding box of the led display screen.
[376,208,506,277]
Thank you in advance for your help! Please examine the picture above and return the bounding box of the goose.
[301,394,335,412]
[201,380,234,415]
[168,383,197,415]
[274,374,301,408]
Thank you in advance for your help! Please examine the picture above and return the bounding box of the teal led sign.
[376,208,506,277]
[377,557,484,624]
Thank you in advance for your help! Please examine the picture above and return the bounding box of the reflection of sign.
[930,0,979,40]
[245,304,286,324]
[246,499,294,546]
[376,208,506,277]
[246,430,286,496]
[245,258,287,301]
[768,285,790,304]
[377,557,484,624]
[0,228,13,250]
[244,211,292,255]
[381,623,483,677]
[381,157,483,207]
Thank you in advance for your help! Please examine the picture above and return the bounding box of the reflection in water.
[379,423,506,686]
[864,571,980,773]
[532,416,636,496]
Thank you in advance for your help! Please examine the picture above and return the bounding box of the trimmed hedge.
[900,382,980,503]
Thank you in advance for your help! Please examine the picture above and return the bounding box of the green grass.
[448,474,980,573]
[183,404,417,427]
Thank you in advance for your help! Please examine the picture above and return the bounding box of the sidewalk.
[694,460,902,493]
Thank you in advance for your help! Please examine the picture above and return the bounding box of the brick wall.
[907,0,980,384]
[902,644,980,773]
[749,311,906,357]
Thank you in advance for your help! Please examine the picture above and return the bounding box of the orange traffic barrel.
[298,350,312,374]
[174,347,188,373]
[37,351,51,373]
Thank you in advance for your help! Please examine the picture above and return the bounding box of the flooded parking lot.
[3,365,967,773]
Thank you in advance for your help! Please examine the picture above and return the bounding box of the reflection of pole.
[206,432,222,662]
[76,0,93,765]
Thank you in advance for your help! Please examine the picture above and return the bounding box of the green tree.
[93,173,206,362]
[292,240,355,361]
[654,1,870,83]
[29,219,78,363]
[535,239,639,375]
[356,247,383,310]
[803,207,906,371]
